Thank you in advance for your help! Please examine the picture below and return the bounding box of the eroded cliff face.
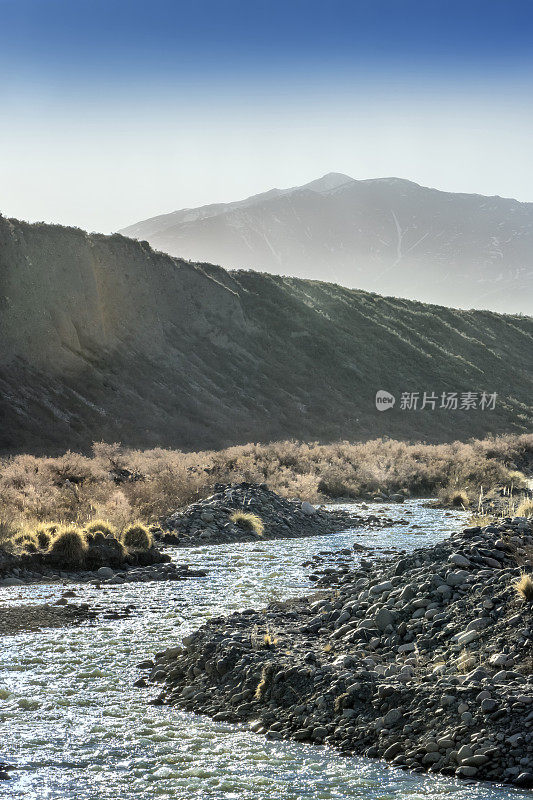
[0,215,531,454]
[0,216,245,371]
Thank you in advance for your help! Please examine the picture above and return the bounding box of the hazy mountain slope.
[0,215,531,454]
[120,174,533,314]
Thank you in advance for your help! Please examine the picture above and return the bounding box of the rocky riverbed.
[160,482,402,545]
[146,515,533,789]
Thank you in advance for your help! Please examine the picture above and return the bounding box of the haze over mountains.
[120,174,533,314]
[1,214,531,454]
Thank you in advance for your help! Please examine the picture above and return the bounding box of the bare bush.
[0,433,529,528]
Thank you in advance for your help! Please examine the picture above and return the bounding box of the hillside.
[0,214,531,454]
[120,173,533,314]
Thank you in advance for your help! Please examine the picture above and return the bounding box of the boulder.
[96,566,114,579]
[0,577,24,587]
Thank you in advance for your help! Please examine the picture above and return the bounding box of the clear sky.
[1,0,532,233]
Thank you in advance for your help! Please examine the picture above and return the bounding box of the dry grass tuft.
[230,511,264,536]
[451,490,470,508]
[122,522,152,550]
[514,573,533,601]
[254,666,271,700]
[13,531,40,554]
[468,513,496,527]
[516,500,533,518]
[84,519,117,537]
[48,526,88,567]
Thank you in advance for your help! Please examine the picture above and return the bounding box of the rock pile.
[161,482,394,546]
[144,515,533,788]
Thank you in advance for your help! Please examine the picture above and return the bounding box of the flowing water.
[0,501,529,800]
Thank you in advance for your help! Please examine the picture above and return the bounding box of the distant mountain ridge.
[119,173,533,314]
[0,214,531,454]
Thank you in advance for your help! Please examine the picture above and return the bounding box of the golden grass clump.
[516,500,533,518]
[254,666,270,700]
[84,519,117,537]
[121,522,152,550]
[514,573,533,601]
[48,526,88,567]
[230,511,265,536]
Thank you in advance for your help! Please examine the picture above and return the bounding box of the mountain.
[0,214,531,454]
[119,174,533,314]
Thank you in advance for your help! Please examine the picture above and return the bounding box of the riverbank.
[0,559,209,588]
[146,515,533,788]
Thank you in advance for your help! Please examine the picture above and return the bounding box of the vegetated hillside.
[0,214,531,454]
[120,173,533,314]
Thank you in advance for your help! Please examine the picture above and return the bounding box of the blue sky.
[3,0,532,84]
[1,0,532,231]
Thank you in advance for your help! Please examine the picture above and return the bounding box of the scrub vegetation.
[0,435,530,541]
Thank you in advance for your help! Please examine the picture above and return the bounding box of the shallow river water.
[0,501,530,800]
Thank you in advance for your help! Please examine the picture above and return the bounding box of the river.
[0,501,529,800]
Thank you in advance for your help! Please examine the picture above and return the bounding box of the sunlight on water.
[0,501,528,799]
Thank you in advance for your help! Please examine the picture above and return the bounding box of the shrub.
[122,522,152,550]
[0,433,531,524]
[230,511,264,536]
[516,500,533,518]
[514,573,533,601]
[93,490,133,530]
[0,512,23,551]
[317,474,355,499]
[439,487,470,508]
[451,490,470,508]
[48,526,88,567]
[84,519,117,537]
